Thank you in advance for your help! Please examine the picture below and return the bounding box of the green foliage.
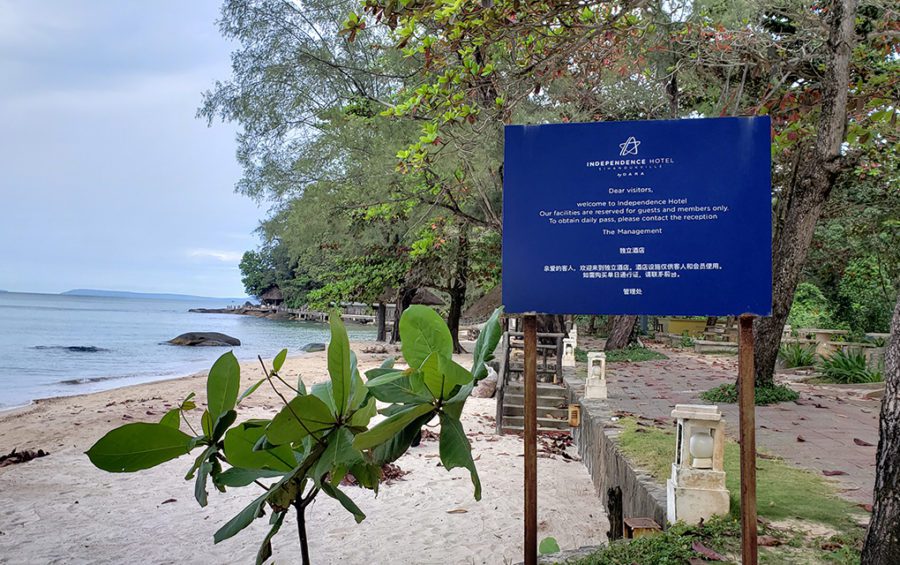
[779,342,816,368]
[576,345,667,364]
[819,350,883,384]
[700,383,799,405]
[836,256,895,333]
[787,283,835,330]
[679,332,695,348]
[87,306,503,563]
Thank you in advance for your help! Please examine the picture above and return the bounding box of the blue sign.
[502,116,772,316]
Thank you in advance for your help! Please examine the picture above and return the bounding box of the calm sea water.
[0,292,375,409]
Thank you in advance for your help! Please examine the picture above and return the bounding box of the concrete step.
[502,394,569,407]
[502,404,569,418]
[501,415,570,430]
[505,383,567,398]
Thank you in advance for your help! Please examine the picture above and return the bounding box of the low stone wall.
[565,376,668,529]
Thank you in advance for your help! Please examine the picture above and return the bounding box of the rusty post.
[523,314,538,565]
[738,314,758,565]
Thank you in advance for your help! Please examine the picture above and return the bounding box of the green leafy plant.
[700,383,799,406]
[679,331,695,348]
[819,349,883,384]
[779,342,817,368]
[87,306,503,564]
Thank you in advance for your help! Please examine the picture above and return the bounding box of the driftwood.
[0,448,49,468]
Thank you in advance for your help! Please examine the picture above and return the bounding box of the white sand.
[0,346,607,564]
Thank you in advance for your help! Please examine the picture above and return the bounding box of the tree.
[862,291,900,563]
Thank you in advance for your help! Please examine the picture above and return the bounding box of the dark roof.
[259,287,284,301]
[377,287,445,306]
[462,285,501,322]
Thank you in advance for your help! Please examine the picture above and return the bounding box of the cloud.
[188,249,244,263]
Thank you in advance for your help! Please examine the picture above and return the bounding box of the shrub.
[701,383,799,405]
[819,349,883,383]
[787,282,835,329]
[837,256,895,333]
[778,342,816,368]
[86,306,504,564]
[679,332,694,348]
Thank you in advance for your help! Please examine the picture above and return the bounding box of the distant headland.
[61,289,248,302]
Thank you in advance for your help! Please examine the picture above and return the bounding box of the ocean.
[0,292,375,409]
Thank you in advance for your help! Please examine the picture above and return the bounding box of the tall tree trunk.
[587,315,597,335]
[375,302,387,342]
[861,293,900,563]
[448,226,470,354]
[390,287,416,344]
[753,0,858,387]
[606,315,637,350]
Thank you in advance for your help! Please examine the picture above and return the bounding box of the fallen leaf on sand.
[446,508,468,514]
[757,535,781,547]
[853,438,874,447]
[858,503,873,512]
[822,470,848,476]
[161,499,177,504]
[796,435,806,442]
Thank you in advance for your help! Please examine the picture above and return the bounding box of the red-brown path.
[603,346,880,506]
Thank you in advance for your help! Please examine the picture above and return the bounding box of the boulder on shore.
[301,342,326,353]
[167,332,241,347]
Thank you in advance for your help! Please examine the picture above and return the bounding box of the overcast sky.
[0,1,261,298]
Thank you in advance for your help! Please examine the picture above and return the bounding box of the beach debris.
[822,470,848,476]
[853,438,875,447]
[166,332,240,347]
[446,508,468,514]
[362,344,389,354]
[0,448,49,468]
[419,429,440,442]
[691,541,726,561]
[161,498,177,504]
[342,463,409,488]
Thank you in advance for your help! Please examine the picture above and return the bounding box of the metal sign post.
[738,314,758,564]
[523,314,538,565]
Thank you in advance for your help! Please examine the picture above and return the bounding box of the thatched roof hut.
[376,288,445,307]
[259,286,284,306]
[462,285,502,323]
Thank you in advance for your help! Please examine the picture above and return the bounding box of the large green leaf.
[421,353,473,399]
[370,412,434,466]
[470,307,503,381]
[207,351,241,425]
[256,510,286,565]
[159,408,180,429]
[311,381,336,416]
[352,403,435,450]
[367,371,433,404]
[86,422,193,472]
[348,369,368,411]
[442,383,474,420]
[215,467,286,488]
[439,413,481,500]
[321,482,366,523]
[349,397,377,428]
[224,421,294,471]
[267,394,336,445]
[214,490,269,544]
[310,427,363,484]
[328,312,352,417]
[399,305,452,369]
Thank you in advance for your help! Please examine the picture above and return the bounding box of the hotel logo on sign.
[619,136,641,156]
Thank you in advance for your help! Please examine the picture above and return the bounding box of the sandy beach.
[0,344,607,564]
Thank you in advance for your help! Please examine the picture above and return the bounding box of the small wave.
[31,345,110,353]
[58,375,126,385]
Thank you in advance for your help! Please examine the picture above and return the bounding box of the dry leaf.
[853,438,874,447]
[691,541,726,561]
[446,508,468,514]
[822,470,848,476]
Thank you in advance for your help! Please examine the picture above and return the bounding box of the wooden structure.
[495,329,569,434]
[258,286,284,307]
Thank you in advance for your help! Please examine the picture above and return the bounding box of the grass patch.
[565,419,865,564]
[575,346,668,364]
[700,383,799,405]
[614,418,861,534]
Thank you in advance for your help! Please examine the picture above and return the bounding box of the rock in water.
[167,332,241,347]
[301,342,326,352]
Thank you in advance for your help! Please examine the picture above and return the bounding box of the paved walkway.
[603,345,880,505]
